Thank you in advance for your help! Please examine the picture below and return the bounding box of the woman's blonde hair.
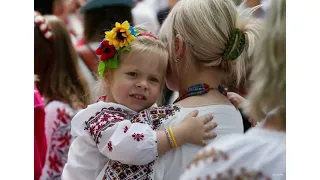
[246,0,286,124]
[34,15,90,108]
[159,0,262,85]
[94,31,169,104]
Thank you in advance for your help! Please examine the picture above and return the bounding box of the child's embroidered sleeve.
[84,103,158,165]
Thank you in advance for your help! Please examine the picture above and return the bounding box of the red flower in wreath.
[95,40,116,61]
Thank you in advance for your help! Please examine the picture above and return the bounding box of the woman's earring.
[175,58,180,63]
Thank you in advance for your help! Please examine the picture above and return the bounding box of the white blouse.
[62,102,243,180]
[179,127,286,180]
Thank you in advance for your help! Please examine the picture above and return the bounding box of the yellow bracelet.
[168,126,178,149]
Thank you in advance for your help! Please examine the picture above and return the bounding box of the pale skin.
[104,51,217,157]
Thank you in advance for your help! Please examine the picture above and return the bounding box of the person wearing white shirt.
[180,0,286,179]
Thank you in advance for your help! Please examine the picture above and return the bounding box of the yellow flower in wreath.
[105,21,136,50]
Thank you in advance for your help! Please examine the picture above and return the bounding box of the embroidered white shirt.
[179,127,286,180]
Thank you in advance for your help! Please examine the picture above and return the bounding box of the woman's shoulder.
[182,128,286,179]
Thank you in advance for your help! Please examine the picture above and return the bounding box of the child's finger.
[204,132,217,139]
[185,110,199,119]
[201,114,214,124]
[205,122,217,131]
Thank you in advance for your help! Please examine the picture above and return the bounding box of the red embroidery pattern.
[42,107,75,180]
[187,148,229,169]
[108,141,113,152]
[124,126,128,133]
[48,154,63,173]
[57,108,71,124]
[132,133,144,141]
[84,107,134,144]
[187,148,274,180]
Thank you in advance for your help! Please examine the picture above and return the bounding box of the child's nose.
[136,80,148,90]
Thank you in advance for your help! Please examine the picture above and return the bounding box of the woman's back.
[154,104,243,180]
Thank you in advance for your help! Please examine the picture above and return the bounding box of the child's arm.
[87,105,216,165]
[157,110,216,156]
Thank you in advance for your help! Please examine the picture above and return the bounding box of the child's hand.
[227,92,257,127]
[227,92,247,109]
[177,110,217,146]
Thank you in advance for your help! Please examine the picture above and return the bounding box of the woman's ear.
[175,35,186,59]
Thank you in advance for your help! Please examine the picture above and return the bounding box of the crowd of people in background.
[34,0,285,179]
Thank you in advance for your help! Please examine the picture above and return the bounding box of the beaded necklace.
[174,84,227,103]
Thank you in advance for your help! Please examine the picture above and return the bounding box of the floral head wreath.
[95,21,158,77]
[34,11,53,41]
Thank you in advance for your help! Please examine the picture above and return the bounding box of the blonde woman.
[180,0,286,179]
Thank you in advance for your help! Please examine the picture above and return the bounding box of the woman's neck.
[178,67,222,95]
[176,66,231,106]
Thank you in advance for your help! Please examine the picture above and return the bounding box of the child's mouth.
[130,94,146,100]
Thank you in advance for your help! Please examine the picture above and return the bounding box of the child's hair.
[159,0,262,85]
[94,30,168,103]
[34,15,90,108]
[246,0,286,124]
[83,5,133,43]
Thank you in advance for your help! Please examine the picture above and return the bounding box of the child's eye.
[150,77,159,83]
[126,72,137,77]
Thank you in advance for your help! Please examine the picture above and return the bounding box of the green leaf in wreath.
[98,61,106,77]
[119,46,132,53]
[105,55,119,69]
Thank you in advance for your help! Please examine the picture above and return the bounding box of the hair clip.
[34,11,53,41]
[222,28,246,61]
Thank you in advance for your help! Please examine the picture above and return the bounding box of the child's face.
[106,52,167,112]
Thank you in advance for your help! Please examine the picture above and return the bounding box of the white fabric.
[132,1,160,34]
[152,104,244,180]
[179,127,286,180]
[61,101,158,180]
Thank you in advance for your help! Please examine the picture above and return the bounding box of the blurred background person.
[75,0,134,85]
[34,12,90,179]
